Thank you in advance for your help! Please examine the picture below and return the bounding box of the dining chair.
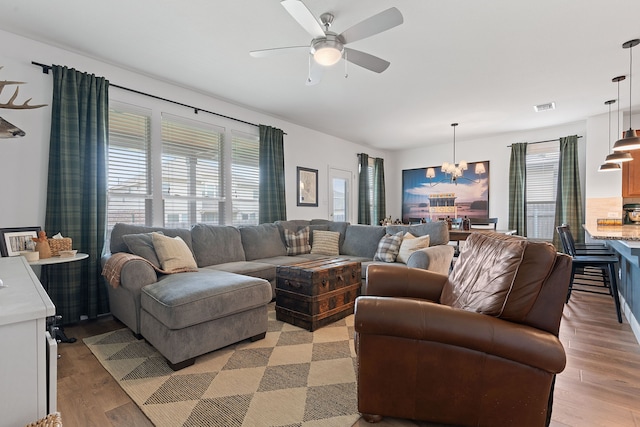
[556,225,622,323]
[469,217,498,230]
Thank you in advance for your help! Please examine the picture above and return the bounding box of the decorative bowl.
[20,251,40,262]
[59,250,78,258]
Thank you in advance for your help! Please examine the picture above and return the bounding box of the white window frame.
[107,101,260,230]
[525,141,559,241]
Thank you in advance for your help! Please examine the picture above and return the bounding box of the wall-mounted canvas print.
[402,161,489,223]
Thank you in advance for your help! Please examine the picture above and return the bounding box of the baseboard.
[618,291,640,346]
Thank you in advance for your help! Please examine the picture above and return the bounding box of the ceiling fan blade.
[344,48,390,73]
[250,46,309,58]
[306,56,324,85]
[281,0,325,39]
[339,7,403,44]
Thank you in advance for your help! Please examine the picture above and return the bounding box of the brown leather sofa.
[355,232,572,427]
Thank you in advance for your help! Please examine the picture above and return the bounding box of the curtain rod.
[507,135,582,147]
[32,61,269,130]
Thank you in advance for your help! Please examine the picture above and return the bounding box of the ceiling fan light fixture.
[312,38,344,66]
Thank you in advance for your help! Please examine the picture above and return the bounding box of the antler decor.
[0,66,47,109]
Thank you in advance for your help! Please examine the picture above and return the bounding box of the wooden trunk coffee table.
[275,258,362,331]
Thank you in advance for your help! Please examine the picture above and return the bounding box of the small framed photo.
[297,166,318,207]
[0,226,41,257]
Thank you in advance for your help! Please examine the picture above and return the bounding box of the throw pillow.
[373,231,405,262]
[122,232,163,268]
[310,230,340,256]
[151,232,198,273]
[284,227,311,255]
[396,233,431,264]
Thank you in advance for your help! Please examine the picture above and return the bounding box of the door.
[328,168,352,222]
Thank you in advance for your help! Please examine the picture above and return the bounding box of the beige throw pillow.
[151,232,198,273]
[396,233,430,264]
[310,230,340,256]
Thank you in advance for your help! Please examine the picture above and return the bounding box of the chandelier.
[441,123,467,180]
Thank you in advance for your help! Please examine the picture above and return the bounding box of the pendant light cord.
[608,101,612,152]
[630,44,633,128]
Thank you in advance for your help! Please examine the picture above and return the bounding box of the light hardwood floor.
[56,290,640,427]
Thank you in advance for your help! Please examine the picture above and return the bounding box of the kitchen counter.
[583,224,640,244]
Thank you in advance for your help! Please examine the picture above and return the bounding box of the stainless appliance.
[623,203,640,225]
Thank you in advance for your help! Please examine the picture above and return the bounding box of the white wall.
[0,28,628,232]
[0,30,388,230]
[390,121,588,228]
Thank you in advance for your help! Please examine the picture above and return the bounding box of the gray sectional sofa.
[103,219,453,369]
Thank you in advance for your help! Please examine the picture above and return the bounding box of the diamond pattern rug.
[84,303,360,427]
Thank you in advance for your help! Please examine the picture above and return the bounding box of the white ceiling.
[2,0,640,151]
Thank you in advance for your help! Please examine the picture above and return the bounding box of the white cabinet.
[0,257,56,427]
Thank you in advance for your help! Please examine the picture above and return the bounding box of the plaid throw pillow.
[374,231,405,262]
[284,227,311,255]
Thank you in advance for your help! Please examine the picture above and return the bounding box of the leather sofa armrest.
[355,296,566,373]
[365,264,447,302]
[405,244,455,275]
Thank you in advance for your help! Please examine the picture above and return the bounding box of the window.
[525,141,559,240]
[107,104,151,229]
[161,114,222,228]
[230,131,259,226]
[107,103,260,231]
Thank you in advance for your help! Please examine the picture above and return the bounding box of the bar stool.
[562,223,614,255]
[556,225,622,323]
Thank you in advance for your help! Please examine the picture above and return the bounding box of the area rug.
[84,303,360,427]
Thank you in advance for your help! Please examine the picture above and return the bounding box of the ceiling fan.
[249,0,403,85]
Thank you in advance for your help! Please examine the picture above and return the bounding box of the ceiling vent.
[534,102,556,112]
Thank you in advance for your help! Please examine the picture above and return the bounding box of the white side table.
[28,253,89,343]
[28,252,89,267]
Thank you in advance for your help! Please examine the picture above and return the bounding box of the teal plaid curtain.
[357,153,371,224]
[45,65,109,325]
[372,157,386,225]
[258,125,286,223]
[553,135,584,248]
[508,142,528,236]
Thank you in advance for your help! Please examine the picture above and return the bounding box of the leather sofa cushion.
[191,224,246,267]
[440,233,525,316]
[441,233,556,320]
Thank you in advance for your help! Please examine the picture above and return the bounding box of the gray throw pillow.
[122,231,163,268]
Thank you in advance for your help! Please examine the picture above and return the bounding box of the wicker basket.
[48,238,72,257]
[25,412,62,427]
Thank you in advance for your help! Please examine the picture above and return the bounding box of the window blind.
[526,141,559,240]
[107,104,152,229]
[161,114,223,228]
[230,130,259,226]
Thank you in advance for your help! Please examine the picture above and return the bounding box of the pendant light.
[441,123,467,181]
[613,39,640,151]
[599,99,622,172]
[605,75,633,163]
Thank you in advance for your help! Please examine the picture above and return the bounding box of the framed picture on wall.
[297,166,318,207]
[401,161,489,223]
[0,226,41,257]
